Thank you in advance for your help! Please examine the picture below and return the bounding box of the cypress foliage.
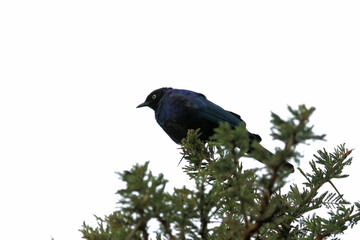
[81,105,360,239]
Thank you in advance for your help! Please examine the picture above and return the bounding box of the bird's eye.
[152,94,157,100]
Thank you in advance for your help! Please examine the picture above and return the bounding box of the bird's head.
[137,87,172,110]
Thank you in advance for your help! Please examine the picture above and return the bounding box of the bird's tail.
[249,141,294,173]
[249,132,262,142]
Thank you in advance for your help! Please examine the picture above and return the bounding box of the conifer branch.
[81,105,359,240]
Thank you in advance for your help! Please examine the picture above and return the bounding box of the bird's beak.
[136,102,148,108]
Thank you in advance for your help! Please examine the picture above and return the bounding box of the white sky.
[1,1,359,239]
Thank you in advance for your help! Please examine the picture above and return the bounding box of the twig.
[315,230,331,240]
[242,155,280,240]
[328,180,342,198]
[125,221,143,240]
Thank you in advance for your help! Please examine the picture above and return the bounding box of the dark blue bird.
[137,87,260,144]
[137,87,294,171]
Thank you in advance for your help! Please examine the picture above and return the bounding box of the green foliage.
[81,105,360,240]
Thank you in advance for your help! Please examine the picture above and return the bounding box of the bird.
[137,87,294,172]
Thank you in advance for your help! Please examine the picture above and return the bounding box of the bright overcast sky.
[1,1,359,239]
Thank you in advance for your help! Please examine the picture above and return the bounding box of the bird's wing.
[194,94,245,127]
[198,98,262,142]
[160,89,261,142]
[160,90,241,125]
